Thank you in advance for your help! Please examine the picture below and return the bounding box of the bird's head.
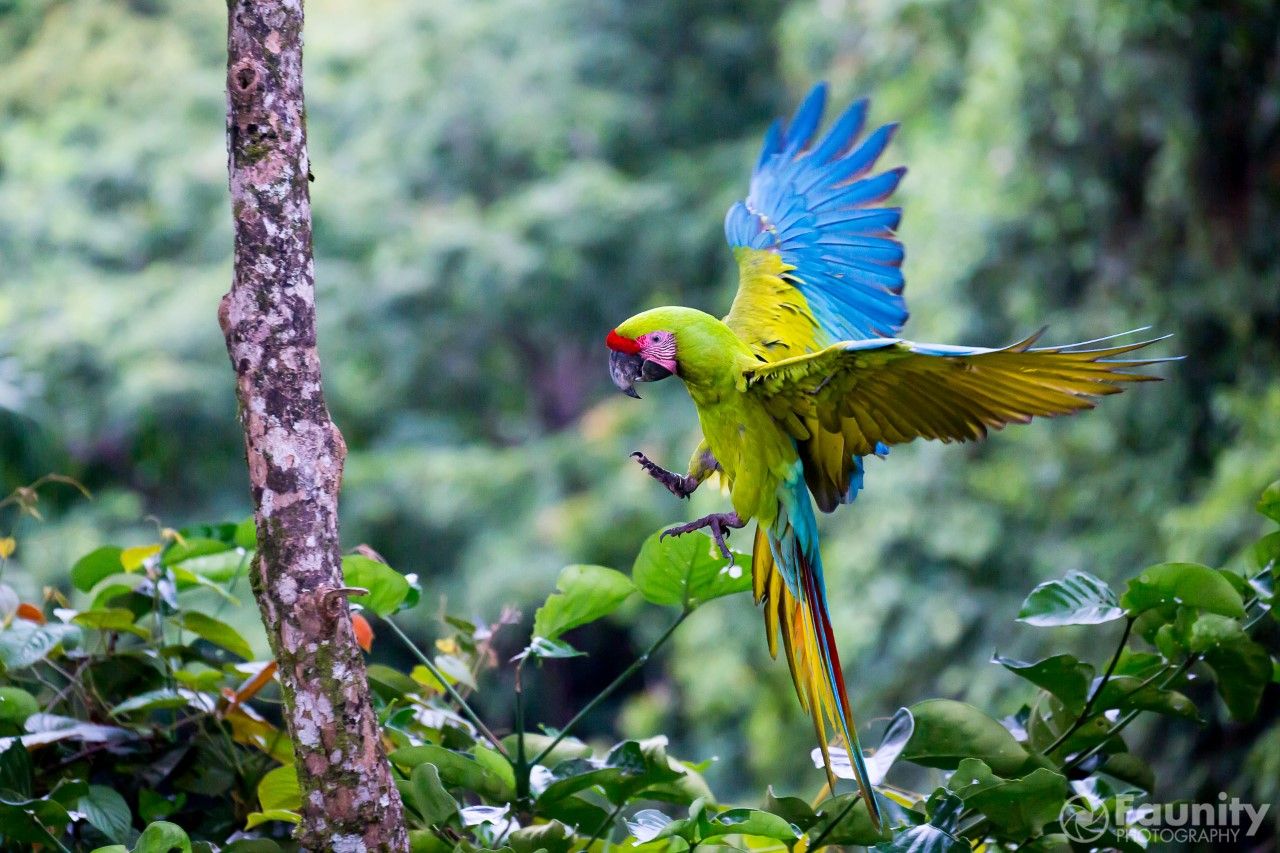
[605,325,677,399]
[606,307,740,397]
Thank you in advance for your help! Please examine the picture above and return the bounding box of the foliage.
[1,476,1275,850]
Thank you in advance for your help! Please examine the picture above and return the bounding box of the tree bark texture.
[219,2,408,850]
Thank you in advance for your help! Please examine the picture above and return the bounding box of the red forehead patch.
[605,329,642,354]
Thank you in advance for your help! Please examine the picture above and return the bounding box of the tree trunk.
[219,2,409,850]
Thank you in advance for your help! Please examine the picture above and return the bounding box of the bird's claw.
[661,512,744,561]
[631,451,694,499]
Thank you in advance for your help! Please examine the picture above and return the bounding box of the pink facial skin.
[637,331,678,375]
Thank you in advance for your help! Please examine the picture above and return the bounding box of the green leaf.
[508,820,574,853]
[342,554,410,616]
[705,808,799,841]
[1092,677,1200,721]
[1120,562,1245,618]
[72,547,125,592]
[132,821,193,853]
[257,764,300,812]
[409,763,459,826]
[244,809,300,829]
[0,621,81,670]
[1257,480,1280,523]
[472,743,517,796]
[0,687,40,727]
[500,732,591,767]
[1017,571,1123,626]
[162,538,233,566]
[807,794,891,847]
[946,758,1067,837]
[632,528,750,608]
[234,517,258,550]
[390,744,513,801]
[74,608,150,639]
[1099,753,1154,793]
[78,785,133,843]
[171,550,249,582]
[1202,633,1272,720]
[904,699,1029,776]
[872,791,965,852]
[762,787,819,830]
[538,738,684,806]
[175,611,254,660]
[533,564,635,640]
[994,654,1095,715]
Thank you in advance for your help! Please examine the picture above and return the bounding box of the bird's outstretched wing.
[724,83,907,361]
[742,330,1174,461]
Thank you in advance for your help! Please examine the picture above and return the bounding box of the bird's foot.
[661,511,744,560]
[631,451,697,499]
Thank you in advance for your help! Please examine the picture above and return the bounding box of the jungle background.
[1,0,1278,820]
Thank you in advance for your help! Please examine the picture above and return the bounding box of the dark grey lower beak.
[610,350,644,398]
[609,351,673,398]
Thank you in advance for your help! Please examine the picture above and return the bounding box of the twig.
[531,608,690,768]
[1043,616,1134,754]
[383,616,508,756]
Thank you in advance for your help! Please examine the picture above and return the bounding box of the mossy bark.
[219,1,408,850]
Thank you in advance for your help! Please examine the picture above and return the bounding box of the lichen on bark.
[220,1,408,849]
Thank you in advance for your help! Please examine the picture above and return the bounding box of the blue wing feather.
[725,82,908,340]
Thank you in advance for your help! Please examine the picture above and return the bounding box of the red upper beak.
[605,329,642,355]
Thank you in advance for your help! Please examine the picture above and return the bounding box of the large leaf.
[132,820,193,852]
[0,621,81,671]
[112,688,215,716]
[1257,480,1280,523]
[994,654,1094,715]
[71,547,125,592]
[538,738,684,806]
[257,764,300,812]
[872,791,965,853]
[409,763,459,826]
[946,758,1068,837]
[341,554,410,616]
[632,529,750,608]
[812,706,914,785]
[1120,562,1245,618]
[390,744,514,801]
[1017,571,1123,626]
[704,808,799,841]
[807,793,892,847]
[1092,677,1200,721]
[1202,633,1272,720]
[532,564,635,640]
[78,785,133,844]
[500,732,592,768]
[903,700,1029,776]
[74,608,150,639]
[0,687,39,727]
[174,612,253,660]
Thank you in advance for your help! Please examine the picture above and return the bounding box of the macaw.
[604,83,1170,827]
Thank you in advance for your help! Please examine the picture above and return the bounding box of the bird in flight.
[604,82,1171,829]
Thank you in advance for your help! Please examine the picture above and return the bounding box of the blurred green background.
[1,0,1277,813]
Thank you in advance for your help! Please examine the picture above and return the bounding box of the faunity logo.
[1059,792,1272,846]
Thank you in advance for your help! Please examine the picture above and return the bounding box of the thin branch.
[530,608,690,768]
[384,616,508,755]
[1044,616,1134,755]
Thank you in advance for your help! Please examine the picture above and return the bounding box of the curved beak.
[609,350,673,398]
[609,350,644,398]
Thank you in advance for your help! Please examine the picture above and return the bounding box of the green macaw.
[604,83,1172,828]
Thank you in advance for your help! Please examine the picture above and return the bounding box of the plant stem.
[1043,616,1133,755]
[514,658,529,800]
[531,608,690,768]
[582,799,627,851]
[807,794,866,849]
[384,616,509,755]
[1063,652,1200,772]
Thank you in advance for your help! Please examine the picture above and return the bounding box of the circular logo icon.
[1060,794,1110,843]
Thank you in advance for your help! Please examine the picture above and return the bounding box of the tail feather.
[753,502,882,830]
